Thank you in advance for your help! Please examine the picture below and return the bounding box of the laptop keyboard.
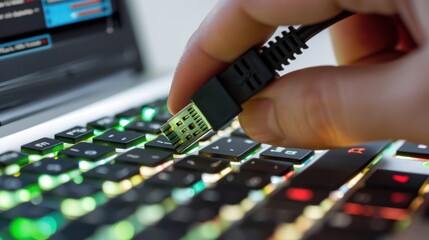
[0,98,428,240]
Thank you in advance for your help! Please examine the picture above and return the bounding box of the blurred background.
[128,0,337,77]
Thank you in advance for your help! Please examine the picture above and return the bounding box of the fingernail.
[239,98,284,143]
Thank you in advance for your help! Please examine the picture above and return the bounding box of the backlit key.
[365,170,428,193]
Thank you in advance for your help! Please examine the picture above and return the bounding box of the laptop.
[0,1,428,239]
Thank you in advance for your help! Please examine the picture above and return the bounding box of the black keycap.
[270,186,330,205]
[231,128,249,138]
[260,147,314,164]
[83,163,140,182]
[0,175,38,191]
[195,187,249,206]
[153,111,173,123]
[46,181,101,199]
[0,151,28,167]
[174,155,230,174]
[79,198,140,226]
[217,172,271,190]
[21,138,64,155]
[325,212,395,234]
[116,148,173,167]
[365,170,428,193]
[240,158,293,176]
[55,126,93,143]
[125,120,162,134]
[93,130,145,148]
[134,227,181,240]
[199,137,261,161]
[145,135,177,152]
[396,141,429,159]
[87,117,118,130]
[289,142,389,190]
[347,188,415,209]
[115,108,140,119]
[2,202,55,219]
[248,207,299,224]
[199,131,216,142]
[51,221,97,240]
[59,142,115,161]
[119,184,171,205]
[146,169,201,188]
[21,158,79,176]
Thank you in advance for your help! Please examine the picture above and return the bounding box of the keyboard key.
[93,130,145,148]
[365,170,428,193]
[260,147,314,164]
[347,188,415,209]
[2,202,55,219]
[153,111,173,123]
[46,181,101,199]
[270,186,330,205]
[146,169,201,188]
[116,148,173,167]
[79,197,140,226]
[21,138,64,155]
[217,172,271,190]
[0,151,28,167]
[87,117,118,130]
[21,158,79,176]
[119,184,171,205]
[240,158,293,176]
[199,137,261,161]
[289,142,389,190]
[0,175,38,191]
[396,141,429,159]
[145,135,177,152]
[51,221,97,240]
[115,108,140,119]
[125,120,162,134]
[83,163,140,182]
[325,212,395,234]
[231,128,249,138]
[59,142,115,161]
[174,155,230,174]
[55,126,93,143]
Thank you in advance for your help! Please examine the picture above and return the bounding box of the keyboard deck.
[0,98,428,240]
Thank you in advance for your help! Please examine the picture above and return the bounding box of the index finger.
[168,0,343,113]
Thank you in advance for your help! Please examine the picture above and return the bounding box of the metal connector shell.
[161,103,212,153]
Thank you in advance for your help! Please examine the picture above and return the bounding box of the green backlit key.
[21,138,64,155]
[116,148,173,167]
[87,117,119,130]
[83,163,140,182]
[55,126,94,143]
[125,120,162,134]
[0,151,28,167]
[93,130,145,149]
[21,158,79,176]
[199,137,261,161]
[59,142,115,162]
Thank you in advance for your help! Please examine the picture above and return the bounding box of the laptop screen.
[0,0,142,109]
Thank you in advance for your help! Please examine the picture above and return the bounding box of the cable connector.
[162,11,353,153]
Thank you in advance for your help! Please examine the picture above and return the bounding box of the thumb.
[238,51,429,148]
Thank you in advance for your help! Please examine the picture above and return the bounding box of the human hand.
[168,0,429,149]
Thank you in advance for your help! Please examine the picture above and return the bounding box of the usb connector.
[162,11,353,153]
[160,103,211,153]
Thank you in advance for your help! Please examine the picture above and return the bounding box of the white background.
[128,0,338,76]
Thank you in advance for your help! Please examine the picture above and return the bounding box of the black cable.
[161,11,353,153]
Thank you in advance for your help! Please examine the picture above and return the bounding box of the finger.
[330,14,399,65]
[337,0,396,15]
[168,0,344,113]
[239,52,429,148]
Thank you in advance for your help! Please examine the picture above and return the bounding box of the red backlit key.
[347,188,416,209]
[289,142,389,190]
[271,186,330,205]
[365,170,428,193]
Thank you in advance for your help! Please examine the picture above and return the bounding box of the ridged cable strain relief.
[261,26,308,72]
